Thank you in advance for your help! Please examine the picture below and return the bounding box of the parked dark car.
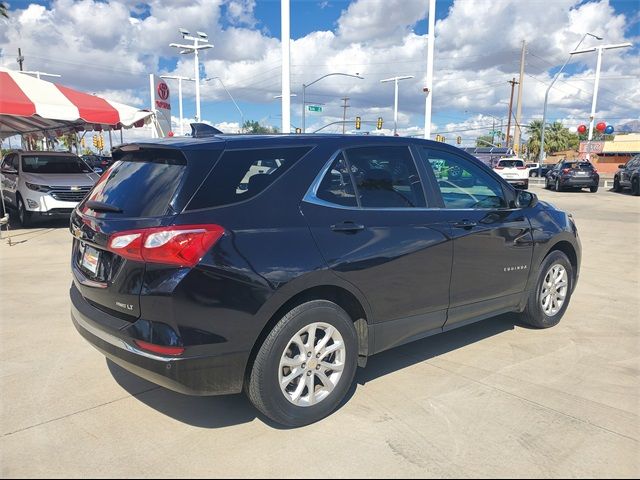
[70,127,581,427]
[527,163,553,178]
[613,155,640,196]
[545,161,599,192]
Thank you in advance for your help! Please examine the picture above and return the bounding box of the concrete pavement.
[1,187,638,478]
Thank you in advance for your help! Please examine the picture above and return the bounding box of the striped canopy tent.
[0,67,154,140]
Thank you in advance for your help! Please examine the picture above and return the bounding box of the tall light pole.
[381,75,414,135]
[205,77,244,133]
[281,0,291,133]
[538,33,602,166]
[569,42,633,144]
[161,75,195,136]
[170,29,212,122]
[301,73,364,133]
[424,0,436,139]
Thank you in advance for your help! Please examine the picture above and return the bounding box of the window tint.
[316,154,358,207]
[22,155,92,174]
[422,149,507,209]
[1,154,16,170]
[188,147,311,209]
[498,159,524,168]
[345,146,426,208]
[85,149,187,217]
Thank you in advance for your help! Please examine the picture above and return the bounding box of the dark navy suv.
[70,126,581,426]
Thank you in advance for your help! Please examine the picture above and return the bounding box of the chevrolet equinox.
[70,125,581,427]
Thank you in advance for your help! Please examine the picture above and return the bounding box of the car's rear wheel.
[544,178,551,190]
[632,178,640,196]
[555,179,563,192]
[518,250,573,329]
[590,185,598,193]
[530,171,538,178]
[247,300,358,427]
[17,196,32,228]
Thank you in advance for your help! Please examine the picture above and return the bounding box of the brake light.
[562,168,571,174]
[516,166,527,170]
[494,166,504,170]
[108,224,225,267]
[134,340,184,356]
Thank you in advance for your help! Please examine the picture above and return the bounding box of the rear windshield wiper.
[86,200,123,213]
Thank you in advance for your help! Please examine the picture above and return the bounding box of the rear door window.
[85,149,187,217]
[187,146,311,209]
[344,146,426,208]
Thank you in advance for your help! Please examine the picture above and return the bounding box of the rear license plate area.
[81,244,101,275]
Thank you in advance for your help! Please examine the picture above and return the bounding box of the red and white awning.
[0,67,154,139]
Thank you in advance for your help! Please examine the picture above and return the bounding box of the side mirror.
[517,190,538,209]
[618,164,626,169]
[1,168,18,175]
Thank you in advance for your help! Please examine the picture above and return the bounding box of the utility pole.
[17,48,24,71]
[513,40,526,154]
[281,0,291,133]
[505,78,519,150]
[341,97,350,134]
[423,0,436,139]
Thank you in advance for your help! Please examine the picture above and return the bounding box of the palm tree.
[526,120,543,159]
[0,3,8,19]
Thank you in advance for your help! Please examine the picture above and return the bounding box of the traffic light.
[456,136,462,145]
[355,116,361,130]
[377,117,383,130]
[92,136,98,148]
[435,134,441,142]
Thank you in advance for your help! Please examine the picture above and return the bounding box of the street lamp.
[205,77,244,133]
[380,76,414,135]
[169,28,212,122]
[301,73,364,133]
[538,32,602,167]
[160,75,195,136]
[569,42,633,145]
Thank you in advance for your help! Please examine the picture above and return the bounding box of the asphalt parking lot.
[1,186,638,478]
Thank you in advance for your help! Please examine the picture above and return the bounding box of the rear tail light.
[562,168,571,174]
[516,166,527,170]
[134,340,185,356]
[592,168,598,173]
[494,166,504,170]
[108,224,225,267]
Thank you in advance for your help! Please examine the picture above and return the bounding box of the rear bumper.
[559,176,598,187]
[70,283,247,396]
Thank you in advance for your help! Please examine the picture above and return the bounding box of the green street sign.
[307,105,323,113]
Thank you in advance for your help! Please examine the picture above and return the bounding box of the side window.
[1,154,16,171]
[422,149,507,209]
[187,147,311,210]
[345,146,426,208]
[316,154,358,207]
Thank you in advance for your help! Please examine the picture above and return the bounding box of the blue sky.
[1,0,639,146]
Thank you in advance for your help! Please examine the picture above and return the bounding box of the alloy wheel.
[278,322,346,407]
[540,264,568,317]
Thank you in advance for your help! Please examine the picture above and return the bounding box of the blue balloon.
[605,125,614,134]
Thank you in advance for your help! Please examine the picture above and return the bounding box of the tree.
[242,120,279,134]
[475,134,496,147]
[526,120,578,160]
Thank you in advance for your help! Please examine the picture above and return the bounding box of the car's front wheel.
[518,250,573,329]
[16,196,32,228]
[590,185,599,193]
[632,178,640,196]
[555,179,563,192]
[247,300,358,427]
[613,176,622,192]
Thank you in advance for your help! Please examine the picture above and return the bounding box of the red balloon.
[168,131,174,137]
[596,122,606,132]
[578,124,587,134]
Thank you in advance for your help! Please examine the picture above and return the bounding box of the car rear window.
[84,149,187,217]
[187,146,312,210]
[498,160,524,168]
[565,162,594,170]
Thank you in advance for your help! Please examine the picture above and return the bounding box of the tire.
[16,196,32,228]
[530,171,538,178]
[518,250,574,329]
[247,300,358,427]
[590,185,598,193]
[632,178,640,196]
[544,178,551,190]
[613,176,622,192]
[555,179,562,192]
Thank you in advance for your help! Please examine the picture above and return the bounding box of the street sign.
[307,105,323,113]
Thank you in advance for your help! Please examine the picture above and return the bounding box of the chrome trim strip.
[72,262,108,289]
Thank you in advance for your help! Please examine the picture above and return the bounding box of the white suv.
[1,151,99,226]
[493,157,529,189]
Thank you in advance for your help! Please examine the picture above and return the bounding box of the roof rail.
[190,123,224,138]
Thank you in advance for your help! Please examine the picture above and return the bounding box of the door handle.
[331,221,365,233]
[452,220,477,229]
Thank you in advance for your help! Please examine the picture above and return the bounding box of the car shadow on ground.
[0,216,69,245]
[108,312,522,430]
